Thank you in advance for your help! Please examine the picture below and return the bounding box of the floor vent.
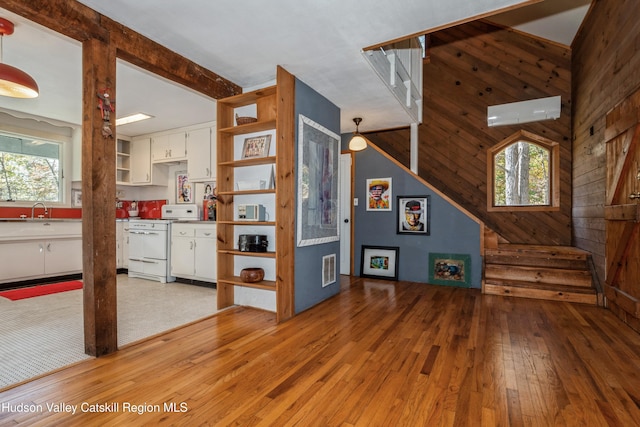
[322,254,336,287]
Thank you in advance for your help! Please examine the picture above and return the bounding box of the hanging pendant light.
[349,117,367,151]
[0,18,39,98]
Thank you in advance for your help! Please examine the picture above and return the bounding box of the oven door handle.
[129,257,158,264]
[129,230,161,236]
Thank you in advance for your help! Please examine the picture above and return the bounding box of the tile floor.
[0,274,217,389]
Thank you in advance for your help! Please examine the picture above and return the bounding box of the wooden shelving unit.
[216,66,295,322]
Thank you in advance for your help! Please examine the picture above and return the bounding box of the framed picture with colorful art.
[360,245,399,280]
[366,177,392,211]
[397,195,430,235]
[176,171,191,203]
[428,253,471,288]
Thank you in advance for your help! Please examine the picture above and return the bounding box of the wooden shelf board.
[218,189,275,196]
[216,221,276,226]
[218,249,276,258]
[219,120,276,135]
[219,156,276,167]
[217,86,277,108]
[218,276,276,291]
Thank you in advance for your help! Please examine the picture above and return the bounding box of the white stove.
[128,204,199,283]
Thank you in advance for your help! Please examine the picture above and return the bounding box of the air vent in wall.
[322,254,336,287]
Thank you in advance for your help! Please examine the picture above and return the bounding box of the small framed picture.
[397,196,430,235]
[176,171,192,203]
[71,189,82,207]
[360,245,399,280]
[242,134,272,159]
[428,253,472,288]
[366,177,392,211]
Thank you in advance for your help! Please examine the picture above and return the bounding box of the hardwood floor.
[1,276,639,426]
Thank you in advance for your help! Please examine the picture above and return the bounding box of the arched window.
[487,130,559,211]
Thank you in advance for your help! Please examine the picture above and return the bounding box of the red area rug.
[0,281,83,301]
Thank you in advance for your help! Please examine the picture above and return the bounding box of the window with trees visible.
[0,133,62,203]
[488,130,559,211]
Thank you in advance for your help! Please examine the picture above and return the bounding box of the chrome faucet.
[31,202,48,219]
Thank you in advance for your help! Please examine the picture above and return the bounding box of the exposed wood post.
[82,37,118,356]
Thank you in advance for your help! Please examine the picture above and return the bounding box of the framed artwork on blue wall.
[428,253,471,288]
[297,114,340,247]
[360,245,399,280]
[397,195,430,235]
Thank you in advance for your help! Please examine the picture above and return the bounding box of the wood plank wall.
[367,20,572,246]
[572,0,640,286]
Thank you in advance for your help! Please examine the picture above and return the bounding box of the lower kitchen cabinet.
[0,238,82,283]
[116,221,129,269]
[44,239,83,275]
[171,223,216,282]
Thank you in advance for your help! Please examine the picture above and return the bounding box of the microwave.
[237,204,266,221]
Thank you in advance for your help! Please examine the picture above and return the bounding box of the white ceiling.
[0,0,590,137]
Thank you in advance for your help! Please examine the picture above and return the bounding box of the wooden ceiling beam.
[102,17,241,99]
[0,0,241,99]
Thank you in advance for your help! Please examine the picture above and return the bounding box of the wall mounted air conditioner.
[487,95,561,127]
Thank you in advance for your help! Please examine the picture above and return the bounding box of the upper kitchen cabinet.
[187,125,216,182]
[151,132,187,163]
[130,137,167,185]
[116,137,131,185]
[130,137,152,184]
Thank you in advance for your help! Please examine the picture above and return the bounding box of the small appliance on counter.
[238,234,268,252]
[127,201,138,217]
[161,203,200,221]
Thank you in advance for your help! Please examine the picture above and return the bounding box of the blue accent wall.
[350,143,482,288]
[294,78,342,313]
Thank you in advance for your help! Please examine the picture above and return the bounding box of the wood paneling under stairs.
[485,245,599,305]
[367,20,573,247]
[1,276,639,425]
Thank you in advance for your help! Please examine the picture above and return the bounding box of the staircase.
[484,245,599,305]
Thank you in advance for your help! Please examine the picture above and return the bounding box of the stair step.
[484,280,598,305]
[485,253,588,270]
[485,245,590,261]
[485,264,592,288]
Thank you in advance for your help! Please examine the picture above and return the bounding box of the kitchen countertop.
[0,218,82,222]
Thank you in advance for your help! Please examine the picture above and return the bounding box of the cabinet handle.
[203,232,211,236]
[206,167,210,176]
[190,241,194,250]
[47,243,51,252]
[39,244,44,253]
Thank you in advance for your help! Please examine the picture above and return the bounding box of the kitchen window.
[0,132,62,203]
[487,130,559,211]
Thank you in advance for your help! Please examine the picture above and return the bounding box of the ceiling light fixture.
[0,18,39,99]
[349,117,367,151]
[116,113,153,126]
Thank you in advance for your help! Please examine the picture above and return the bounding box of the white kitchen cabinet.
[0,221,83,284]
[194,227,217,280]
[122,222,129,269]
[116,137,131,185]
[116,221,130,269]
[131,137,152,184]
[152,132,187,162]
[170,223,216,282]
[187,126,216,182]
[0,238,82,283]
[0,241,44,282]
[44,239,83,275]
